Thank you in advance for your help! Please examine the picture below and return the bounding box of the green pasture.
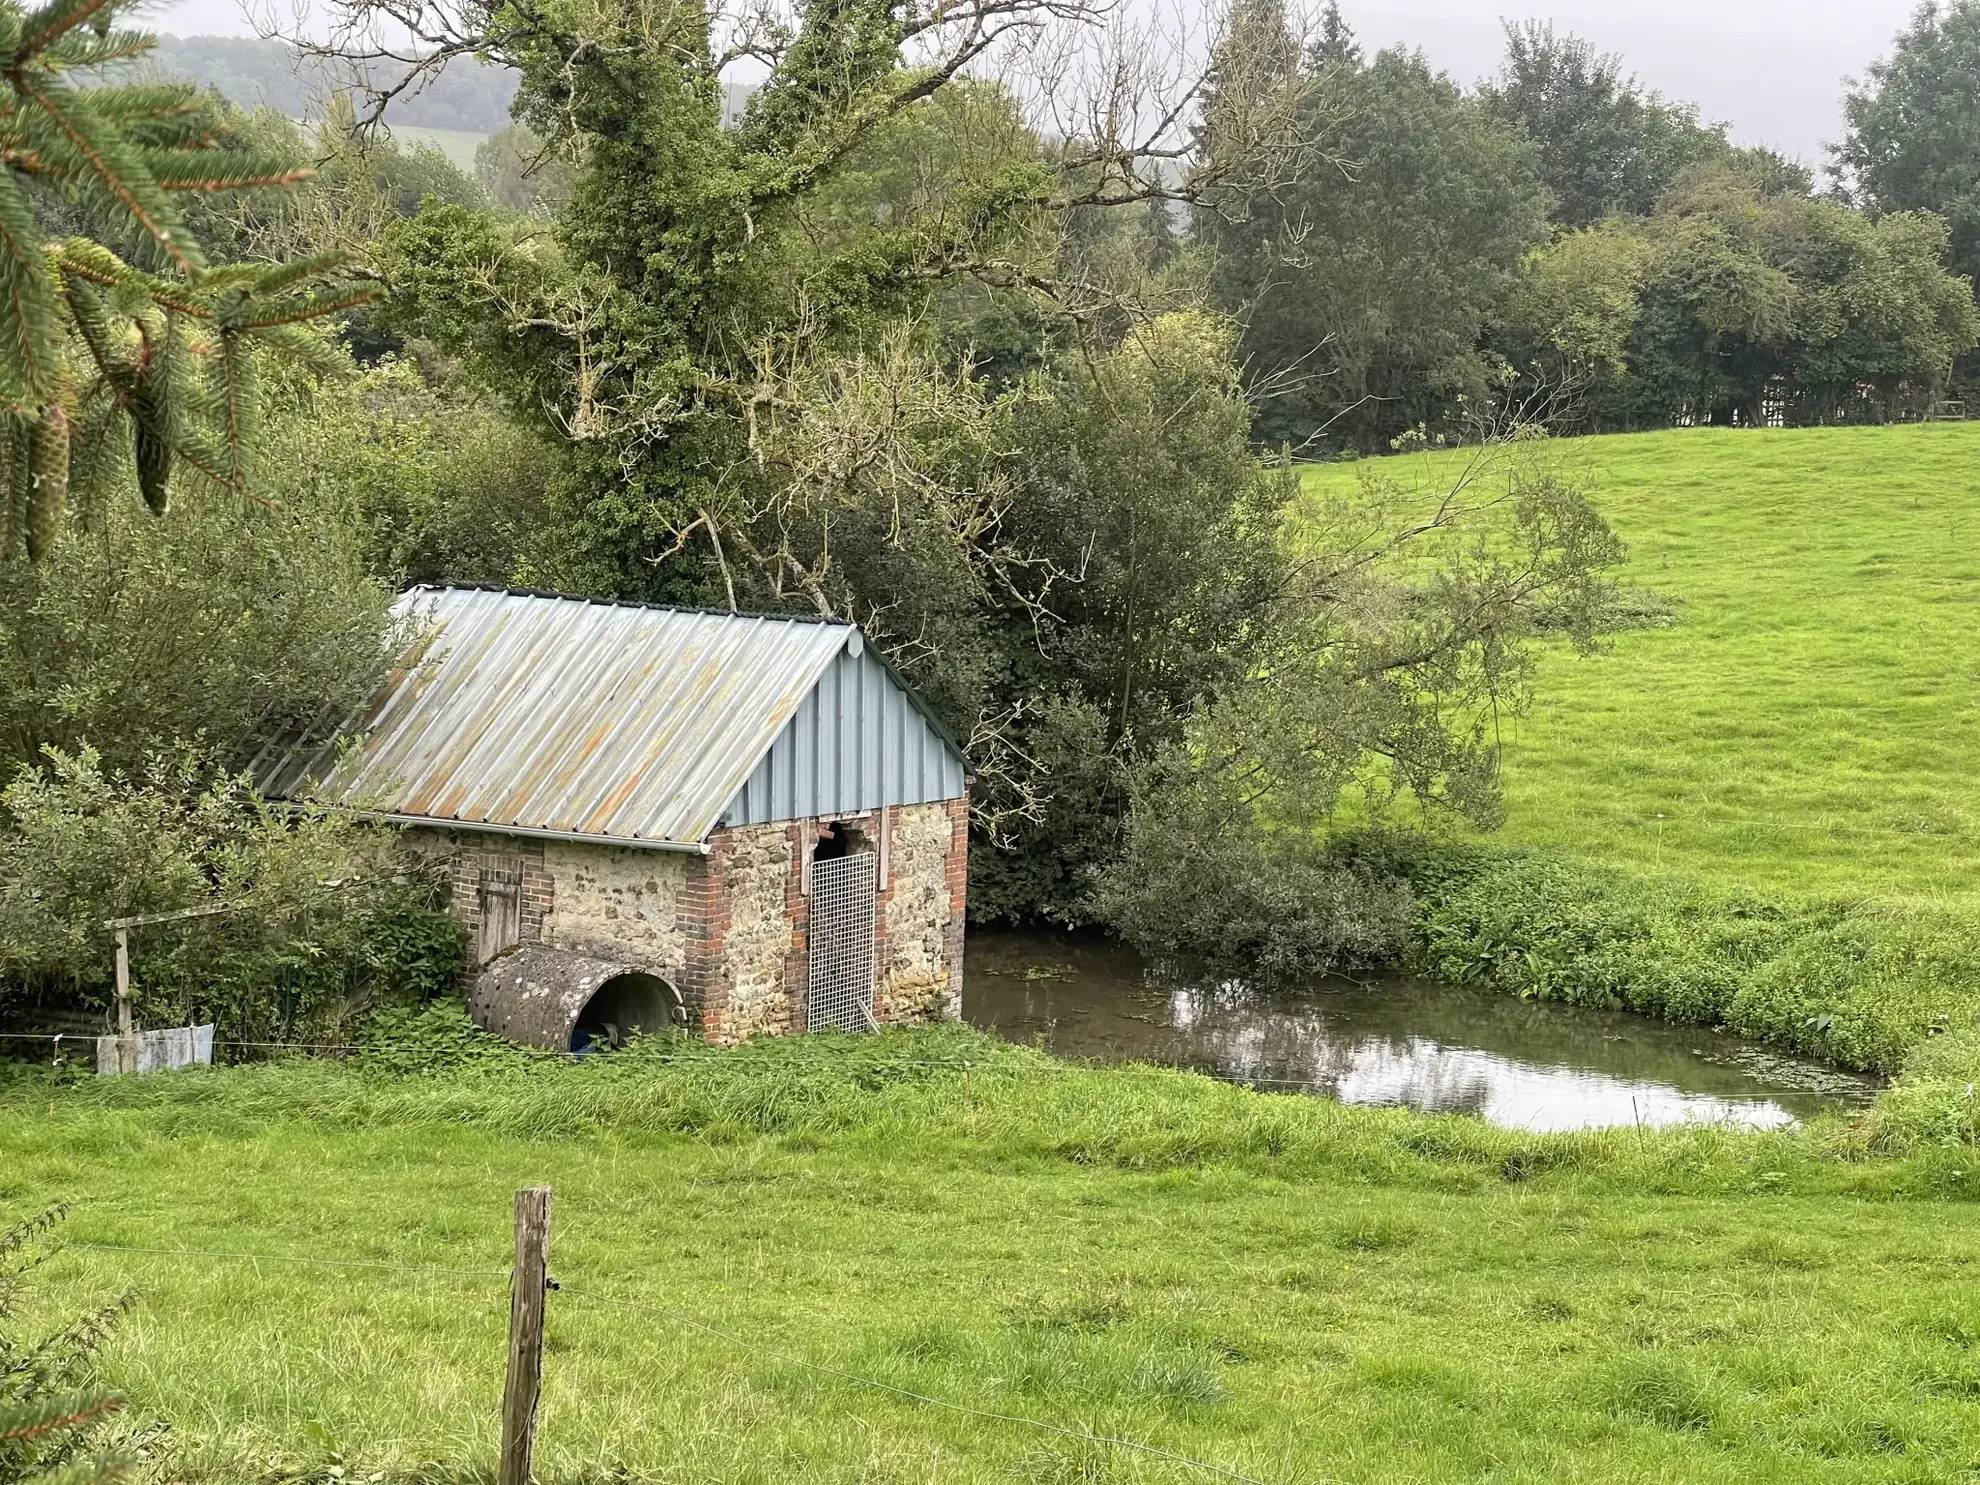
[7,1026,1980,1485]
[387,125,486,172]
[1302,423,1980,906]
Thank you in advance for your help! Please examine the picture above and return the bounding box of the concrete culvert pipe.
[573,972,680,1053]
[469,945,684,1052]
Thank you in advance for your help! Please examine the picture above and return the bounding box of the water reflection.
[965,933,1880,1133]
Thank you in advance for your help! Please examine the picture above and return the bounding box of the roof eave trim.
[376,812,713,855]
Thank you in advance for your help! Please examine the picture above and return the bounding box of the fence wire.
[46,1232,1281,1485]
[0,1028,1819,1099]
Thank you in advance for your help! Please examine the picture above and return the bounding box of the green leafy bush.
[0,747,463,1042]
[1100,801,1418,982]
[0,477,390,781]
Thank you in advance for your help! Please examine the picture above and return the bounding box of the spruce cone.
[25,402,69,561]
[133,387,171,515]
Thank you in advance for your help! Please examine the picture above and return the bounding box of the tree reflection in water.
[967,933,1880,1133]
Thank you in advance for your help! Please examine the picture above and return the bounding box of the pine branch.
[231,250,352,296]
[81,84,224,150]
[0,173,58,404]
[16,75,200,271]
[66,373,125,501]
[55,239,207,316]
[18,1294,133,1377]
[146,156,316,193]
[39,27,151,69]
[163,419,273,506]
[242,289,376,329]
[12,0,117,63]
[0,1392,121,1444]
[242,322,347,379]
[0,3,346,552]
[16,1454,133,1485]
[215,327,251,485]
[76,83,200,127]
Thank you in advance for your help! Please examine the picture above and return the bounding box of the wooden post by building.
[113,926,135,1074]
[100,901,235,1076]
[500,1186,553,1485]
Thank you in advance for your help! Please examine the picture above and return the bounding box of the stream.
[963,932,1882,1132]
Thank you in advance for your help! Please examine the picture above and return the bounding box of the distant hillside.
[145,34,519,133]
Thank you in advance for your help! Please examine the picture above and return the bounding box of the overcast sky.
[1334,0,1921,164]
[151,0,1924,165]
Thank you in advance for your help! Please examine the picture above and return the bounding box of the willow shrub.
[0,747,462,1042]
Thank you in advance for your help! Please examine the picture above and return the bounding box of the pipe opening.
[572,971,682,1054]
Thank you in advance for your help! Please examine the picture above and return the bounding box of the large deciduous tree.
[337,0,1269,606]
[1836,0,1980,284]
[1198,5,1549,452]
[1481,21,1727,229]
[1512,161,1980,429]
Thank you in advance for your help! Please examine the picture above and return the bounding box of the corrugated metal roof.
[256,586,932,849]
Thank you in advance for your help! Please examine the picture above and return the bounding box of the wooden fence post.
[499,1186,553,1485]
[114,927,135,1075]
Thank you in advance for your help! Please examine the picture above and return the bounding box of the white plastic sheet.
[95,1024,215,1075]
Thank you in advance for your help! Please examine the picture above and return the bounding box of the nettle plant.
[0,0,366,559]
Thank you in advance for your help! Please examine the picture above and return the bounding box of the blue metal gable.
[721,640,967,827]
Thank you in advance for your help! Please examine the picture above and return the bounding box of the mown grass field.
[1302,424,1980,907]
[8,1026,1980,1485]
[387,125,486,172]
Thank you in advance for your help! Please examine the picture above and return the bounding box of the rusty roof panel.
[255,586,870,848]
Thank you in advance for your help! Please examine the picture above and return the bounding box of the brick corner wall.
[398,827,555,970]
[681,832,732,1041]
[688,821,800,1043]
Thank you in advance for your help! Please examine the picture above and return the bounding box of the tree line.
[1205,4,1980,452]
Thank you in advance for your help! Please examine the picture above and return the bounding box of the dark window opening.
[813,822,872,862]
[571,972,681,1054]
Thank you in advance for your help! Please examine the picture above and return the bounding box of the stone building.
[258,585,970,1049]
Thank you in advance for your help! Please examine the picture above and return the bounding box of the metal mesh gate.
[808,851,877,1033]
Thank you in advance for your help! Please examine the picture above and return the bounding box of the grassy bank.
[6,1020,1980,1484]
[1305,423,1980,905]
[1299,425,1980,1081]
[1394,844,1980,1074]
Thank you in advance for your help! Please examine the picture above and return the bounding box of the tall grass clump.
[11,1001,1972,1198]
[1404,844,1980,1074]
[1859,1026,1980,1152]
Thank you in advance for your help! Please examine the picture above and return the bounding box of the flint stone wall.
[401,795,968,1045]
[879,798,967,1023]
